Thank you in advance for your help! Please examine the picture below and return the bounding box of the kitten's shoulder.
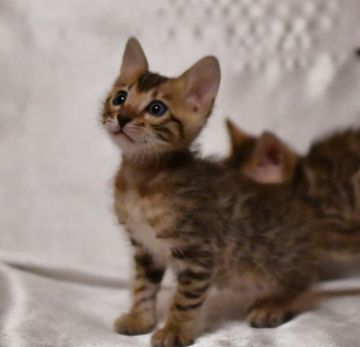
[308,127,360,159]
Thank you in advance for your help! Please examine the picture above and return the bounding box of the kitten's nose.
[117,114,132,128]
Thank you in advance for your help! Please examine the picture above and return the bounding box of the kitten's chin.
[106,129,176,162]
[112,131,135,144]
[109,132,137,152]
[108,133,152,157]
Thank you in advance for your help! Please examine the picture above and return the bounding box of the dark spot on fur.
[134,253,153,268]
[192,283,210,294]
[134,284,147,293]
[130,238,140,247]
[171,247,212,261]
[163,94,172,101]
[135,294,156,306]
[180,289,204,299]
[178,269,211,282]
[175,300,204,311]
[145,268,165,284]
[137,72,168,93]
[169,114,185,140]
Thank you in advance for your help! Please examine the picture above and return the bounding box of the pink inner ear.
[265,145,281,165]
[187,78,213,110]
[188,90,202,109]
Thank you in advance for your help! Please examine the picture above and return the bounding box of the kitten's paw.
[246,304,294,328]
[151,324,194,347]
[114,311,156,335]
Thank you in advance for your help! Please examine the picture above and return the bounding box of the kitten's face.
[225,119,298,184]
[102,38,220,159]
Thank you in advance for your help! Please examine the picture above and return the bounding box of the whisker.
[141,129,161,167]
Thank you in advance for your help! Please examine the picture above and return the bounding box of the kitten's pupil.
[113,90,127,106]
[147,100,167,117]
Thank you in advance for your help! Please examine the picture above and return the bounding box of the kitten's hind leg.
[114,241,166,335]
[246,295,296,328]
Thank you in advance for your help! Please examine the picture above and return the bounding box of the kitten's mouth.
[113,129,135,143]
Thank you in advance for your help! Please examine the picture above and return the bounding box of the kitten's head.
[225,119,298,184]
[102,37,220,159]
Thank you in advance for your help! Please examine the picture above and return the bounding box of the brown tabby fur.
[225,120,360,261]
[101,38,343,347]
[225,119,298,184]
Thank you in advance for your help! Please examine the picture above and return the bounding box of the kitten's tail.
[317,222,360,261]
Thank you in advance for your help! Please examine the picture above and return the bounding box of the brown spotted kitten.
[225,119,297,184]
[102,38,342,347]
[225,120,360,259]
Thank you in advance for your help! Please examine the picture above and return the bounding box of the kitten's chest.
[115,187,172,258]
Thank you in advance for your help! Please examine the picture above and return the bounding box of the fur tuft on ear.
[226,119,253,150]
[119,37,148,83]
[178,56,221,114]
[251,132,297,183]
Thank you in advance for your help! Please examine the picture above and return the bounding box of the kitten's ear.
[119,37,148,82]
[226,119,252,150]
[178,56,221,114]
[251,132,296,183]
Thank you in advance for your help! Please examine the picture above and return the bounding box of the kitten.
[225,120,360,259]
[102,38,346,347]
[305,128,360,219]
[225,119,297,184]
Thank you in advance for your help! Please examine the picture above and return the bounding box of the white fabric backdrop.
[1,0,360,346]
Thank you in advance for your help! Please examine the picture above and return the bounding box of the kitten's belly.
[215,270,275,301]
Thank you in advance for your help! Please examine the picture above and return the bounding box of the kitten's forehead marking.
[126,88,155,112]
[162,94,172,101]
[124,73,172,112]
[137,72,168,93]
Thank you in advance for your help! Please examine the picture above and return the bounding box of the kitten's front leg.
[114,241,166,335]
[152,249,213,347]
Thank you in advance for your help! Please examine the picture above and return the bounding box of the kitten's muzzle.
[117,114,132,129]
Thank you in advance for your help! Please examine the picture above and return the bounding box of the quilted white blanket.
[1,0,360,346]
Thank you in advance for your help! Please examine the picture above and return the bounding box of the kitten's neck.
[120,149,193,183]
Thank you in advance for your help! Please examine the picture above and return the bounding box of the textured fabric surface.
[1,0,360,346]
[1,257,360,347]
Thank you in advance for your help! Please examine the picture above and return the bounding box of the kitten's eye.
[146,100,167,117]
[112,91,127,106]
